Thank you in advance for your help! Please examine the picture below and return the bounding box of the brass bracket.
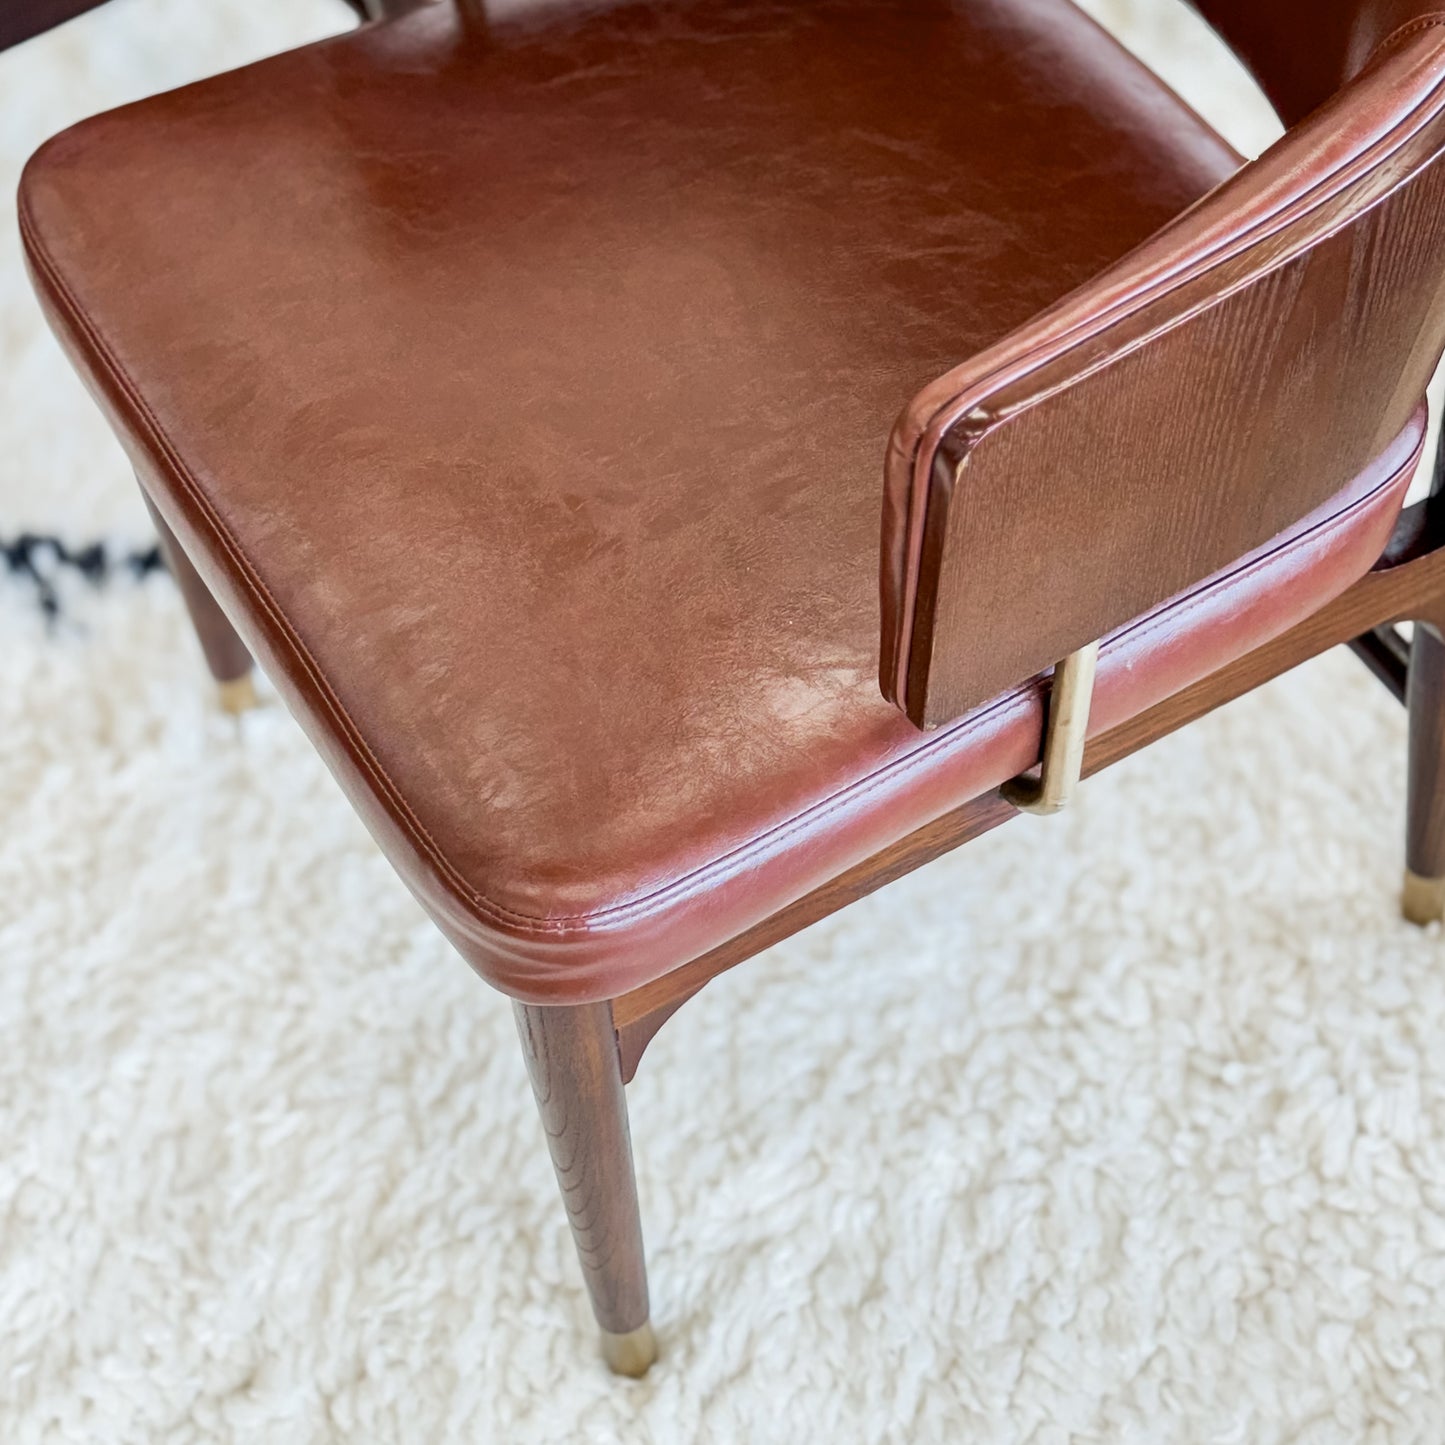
[1000,641,1099,816]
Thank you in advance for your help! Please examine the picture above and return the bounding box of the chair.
[18,0,1445,1378]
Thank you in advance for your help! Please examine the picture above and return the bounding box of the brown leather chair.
[18,0,1445,1378]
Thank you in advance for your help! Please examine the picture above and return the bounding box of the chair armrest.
[882,22,1445,729]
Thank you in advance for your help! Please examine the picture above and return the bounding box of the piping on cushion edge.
[13,189,1425,941]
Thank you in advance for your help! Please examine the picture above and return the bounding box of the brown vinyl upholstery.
[882,14,1445,727]
[17,0,1432,1001]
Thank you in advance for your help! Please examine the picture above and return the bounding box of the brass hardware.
[216,674,260,715]
[1001,642,1099,816]
[600,1321,657,1377]
[1402,868,1445,925]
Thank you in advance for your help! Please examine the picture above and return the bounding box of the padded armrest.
[882,22,1445,729]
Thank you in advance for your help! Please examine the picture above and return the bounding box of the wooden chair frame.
[146,430,1445,1375]
[20,0,1445,1384]
[612,447,1445,1081]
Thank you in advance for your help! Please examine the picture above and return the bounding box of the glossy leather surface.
[19,0,1420,1001]
[881,26,1445,726]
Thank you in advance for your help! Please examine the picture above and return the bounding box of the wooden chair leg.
[513,1001,656,1377]
[140,491,258,713]
[1406,622,1445,923]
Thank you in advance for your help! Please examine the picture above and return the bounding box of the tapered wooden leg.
[1406,623,1445,923]
[514,1001,656,1377]
[140,491,258,713]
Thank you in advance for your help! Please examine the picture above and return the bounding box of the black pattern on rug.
[1,532,165,620]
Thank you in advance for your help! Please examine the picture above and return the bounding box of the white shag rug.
[3,4,1445,1441]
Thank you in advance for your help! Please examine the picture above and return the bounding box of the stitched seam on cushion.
[1101,452,1414,655]
[1372,15,1445,59]
[584,454,1411,927]
[13,202,543,927]
[14,193,1414,937]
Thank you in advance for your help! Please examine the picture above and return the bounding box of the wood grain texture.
[618,495,1445,1080]
[897,31,1445,728]
[514,1001,650,1337]
[1407,623,1445,877]
[141,491,254,686]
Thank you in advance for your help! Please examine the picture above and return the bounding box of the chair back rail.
[882,20,1445,729]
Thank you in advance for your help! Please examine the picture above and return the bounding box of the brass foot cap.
[1403,869,1445,926]
[216,674,260,715]
[600,1322,657,1378]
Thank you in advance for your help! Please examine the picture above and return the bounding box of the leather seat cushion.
[19,0,1417,1002]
